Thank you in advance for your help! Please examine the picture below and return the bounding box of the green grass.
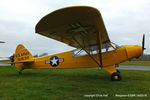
[120,61,150,66]
[0,66,150,100]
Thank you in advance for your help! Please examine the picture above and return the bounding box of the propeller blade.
[0,41,5,43]
[142,34,146,51]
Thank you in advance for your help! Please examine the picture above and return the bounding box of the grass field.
[120,61,150,66]
[0,66,149,100]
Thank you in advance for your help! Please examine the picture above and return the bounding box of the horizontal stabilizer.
[14,59,34,64]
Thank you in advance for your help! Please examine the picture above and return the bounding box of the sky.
[0,0,150,57]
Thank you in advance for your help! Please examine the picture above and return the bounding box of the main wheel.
[111,72,122,81]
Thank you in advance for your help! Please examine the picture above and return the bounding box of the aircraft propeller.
[142,34,146,51]
[142,34,146,55]
[0,41,5,43]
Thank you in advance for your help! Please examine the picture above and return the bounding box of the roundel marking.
[50,56,59,67]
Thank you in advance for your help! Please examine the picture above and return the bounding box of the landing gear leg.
[115,64,120,73]
[116,69,120,73]
[103,65,122,81]
[19,69,23,75]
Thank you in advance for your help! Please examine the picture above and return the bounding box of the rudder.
[14,44,34,63]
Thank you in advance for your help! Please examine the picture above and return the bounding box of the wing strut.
[72,37,100,66]
[97,32,103,68]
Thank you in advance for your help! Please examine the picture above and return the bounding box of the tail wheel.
[19,71,22,75]
[18,69,24,75]
[111,72,122,81]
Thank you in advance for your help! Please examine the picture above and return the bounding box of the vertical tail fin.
[14,44,34,63]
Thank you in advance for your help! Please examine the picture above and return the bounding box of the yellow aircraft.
[13,6,145,81]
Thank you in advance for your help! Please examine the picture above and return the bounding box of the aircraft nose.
[125,45,142,59]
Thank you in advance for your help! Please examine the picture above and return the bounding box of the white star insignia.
[50,57,58,65]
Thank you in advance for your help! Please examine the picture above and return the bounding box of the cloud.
[0,0,150,57]
[0,19,74,57]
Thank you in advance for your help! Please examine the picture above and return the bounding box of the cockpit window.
[72,42,119,57]
[111,42,119,48]
[104,42,119,52]
[72,49,87,57]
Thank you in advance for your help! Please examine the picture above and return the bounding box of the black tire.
[111,72,122,81]
[116,69,120,73]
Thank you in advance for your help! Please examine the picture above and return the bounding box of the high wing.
[35,6,110,51]
[35,6,111,67]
